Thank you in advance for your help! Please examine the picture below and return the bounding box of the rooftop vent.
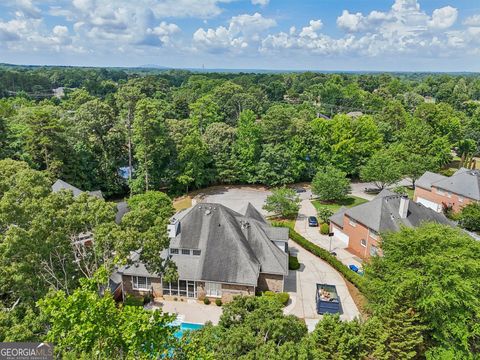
[205,209,211,215]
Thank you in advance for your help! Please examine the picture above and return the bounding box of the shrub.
[459,202,480,232]
[289,255,300,270]
[124,295,144,307]
[317,207,334,224]
[203,298,211,305]
[215,299,222,306]
[263,291,275,297]
[277,292,290,306]
[173,297,178,301]
[271,221,365,293]
[263,187,300,219]
[143,294,152,305]
[320,223,329,235]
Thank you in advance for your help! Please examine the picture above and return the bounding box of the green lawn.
[312,196,369,213]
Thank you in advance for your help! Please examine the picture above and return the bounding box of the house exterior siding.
[257,273,284,293]
[340,215,381,260]
[414,186,474,213]
[121,275,162,298]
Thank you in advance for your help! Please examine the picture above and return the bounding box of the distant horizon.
[2,62,479,75]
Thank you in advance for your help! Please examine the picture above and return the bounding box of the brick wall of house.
[122,275,162,298]
[414,186,473,213]
[343,215,380,260]
[221,283,255,302]
[196,282,254,303]
[257,273,284,293]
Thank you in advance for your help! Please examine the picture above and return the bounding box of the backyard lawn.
[312,196,369,213]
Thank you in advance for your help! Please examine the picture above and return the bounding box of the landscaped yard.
[312,196,369,213]
[173,196,192,211]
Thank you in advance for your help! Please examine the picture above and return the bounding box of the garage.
[331,224,349,247]
[416,197,442,212]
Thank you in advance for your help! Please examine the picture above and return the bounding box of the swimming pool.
[174,322,203,338]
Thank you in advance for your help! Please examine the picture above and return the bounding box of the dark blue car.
[308,216,319,227]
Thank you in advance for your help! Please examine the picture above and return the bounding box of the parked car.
[295,187,306,193]
[349,264,364,275]
[308,216,319,227]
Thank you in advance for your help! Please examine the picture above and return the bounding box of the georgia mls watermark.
[0,343,53,360]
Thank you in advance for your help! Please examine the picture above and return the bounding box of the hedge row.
[272,221,366,293]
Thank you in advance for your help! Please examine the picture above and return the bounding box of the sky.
[1,0,480,72]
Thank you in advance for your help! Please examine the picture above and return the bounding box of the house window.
[132,276,151,290]
[436,188,445,196]
[181,249,191,255]
[360,239,367,248]
[192,250,201,256]
[205,282,222,297]
[170,248,179,255]
[369,229,379,240]
[348,218,357,227]
[458,196,464,203]
[370,245,379,256]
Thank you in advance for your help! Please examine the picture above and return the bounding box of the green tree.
[312,165,351,202]
[317,207,334,224]
[203,122,238,184]
[360,148,403,190]
[38,272,177,358]
[256,144,299,187]
[459,202,480,232]
[131,98,169,193]
[366,223,480,358]
[189,94,222,133]
[263,187,300,219]
[234,110,261,183]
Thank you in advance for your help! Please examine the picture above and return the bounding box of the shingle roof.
[244,202,267,224]
[433,170,480,200]
[52,179,103,199]
[169,203,288,286]
[329,206,347,227]
[343,194,451,232]
[416,172,447,190]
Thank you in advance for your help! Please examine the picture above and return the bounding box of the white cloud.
[193,12,276,51]
[337,10,365,32]
[464,14,480,27]
[428,6,458,30]
[299,20,323,39]
[252,0,269,6]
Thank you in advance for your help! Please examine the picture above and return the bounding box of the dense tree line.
[1,68,480,198]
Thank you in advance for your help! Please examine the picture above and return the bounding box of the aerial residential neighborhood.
[2,0,480,359]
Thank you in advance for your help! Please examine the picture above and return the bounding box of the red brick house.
[329,190,451,260]
[414,168,480,213]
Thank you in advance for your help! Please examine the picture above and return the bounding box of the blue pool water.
[174,322,203,338]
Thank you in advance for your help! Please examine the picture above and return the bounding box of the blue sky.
[1,0,480,71]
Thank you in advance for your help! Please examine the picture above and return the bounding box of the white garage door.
[416,197,441,212]
[332,225,349,247]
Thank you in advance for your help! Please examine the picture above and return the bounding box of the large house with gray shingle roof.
[414,168,480,213]
[329,190,451,260]
[117,202,289,302]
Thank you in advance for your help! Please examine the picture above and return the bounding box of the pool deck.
[147,299,223,325]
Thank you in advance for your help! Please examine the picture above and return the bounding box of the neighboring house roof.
[168,203,288,286]
[329,206,347,228]
[417,169,480,201]
[433,170,480,200]
[416,172,447,190]
[52,179,103,199]
[332,194,451,233]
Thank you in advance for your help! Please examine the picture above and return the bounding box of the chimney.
[399,196,409,219]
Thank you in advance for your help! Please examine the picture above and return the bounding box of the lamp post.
[328,232,334,253]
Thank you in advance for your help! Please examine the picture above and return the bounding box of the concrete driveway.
[284,240,360,327]
[198,186,272,215]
